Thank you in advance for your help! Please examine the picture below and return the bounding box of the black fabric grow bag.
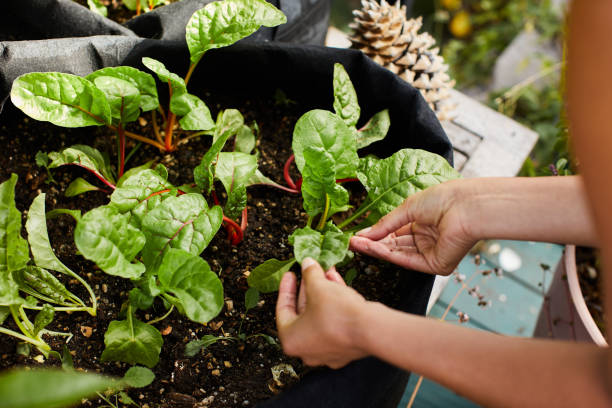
[0,0,330,44]
[0,37,451,407]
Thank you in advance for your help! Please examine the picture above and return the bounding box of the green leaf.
[234,125,256,153]
[75,205,146,279]
[13,266,79,305]
[118,391,137,406]
[185,0,286,64]
[110,168,173,229]
[0,174,28,305]
[0,368,116,408]
[48,145,115,184]
[35,151,49,168]
[121,366,155,388]
[122,0,147,11]
[289,223,352,271]
[247,169,284,189]
[344,268,358,286]
[65,177,100,197]
[87,0,108,16]
[129,287,155,311]
[10,72,111,127]
[27,194,75,276]
[185,335,222,357]
[225,184,247,219]
[86,66,158,112]
[332,63,360,127]
[33,304,54,336]
[356,109,390,149]
[116,161,155,187]
[46,209,81,223]
[356,149,460,215]
[244,287,259,312]
[141,57,186,96]
[300,147,350,218]
[141,194,223,266]
[156,249,224,324]
[292,109,358,179]
[101,316,163,368]
[216,152,258,195]
[170,92,215,131]
[212,109,245,143]
[61,344,74,370]
[91,76,141,124]
[247,258,296,293]
[0,306,9,325]
[194,110,244,192]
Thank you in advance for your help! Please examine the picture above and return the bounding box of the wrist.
[445,178,490,242]
[353,301,390,356]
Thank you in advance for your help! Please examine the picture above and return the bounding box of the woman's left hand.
[275,258,371,369]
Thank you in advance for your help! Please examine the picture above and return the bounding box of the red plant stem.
[296,178,303,190]
[223,215,243,245]
[118,124,126,179]
[144,188,186,201]
[212,190,246,245]
[164,80,176,152]
[70,164,115,190]
[211,190,220,206]
[240,207,248,231]
[336,178,359,183]
[283,154,297,190]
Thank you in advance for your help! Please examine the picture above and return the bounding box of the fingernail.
[301,257,316,269]
[356,227,372,236]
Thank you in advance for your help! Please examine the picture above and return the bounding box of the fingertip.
[355,227,372,236]
[325,268,347,286]
[279,271,297,291]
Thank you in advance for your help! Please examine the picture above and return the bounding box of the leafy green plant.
[0,365,155,408]
[11,0,287,244]
[0,174,96,356]
[84,0,171,19]
[11,0,286,178]
[68,163,225,367]
[248,63,460,292]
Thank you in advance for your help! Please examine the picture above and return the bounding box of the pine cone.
[349,0,456,120]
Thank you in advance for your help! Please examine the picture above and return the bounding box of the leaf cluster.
[0,175,96,356]
[248,64,460,293]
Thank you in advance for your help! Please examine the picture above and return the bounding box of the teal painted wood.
[397,240,563,408]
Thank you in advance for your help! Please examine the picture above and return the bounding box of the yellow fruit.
[449,10,472,38]
[441,0,462,11]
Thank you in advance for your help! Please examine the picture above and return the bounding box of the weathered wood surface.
[444,89,538,177]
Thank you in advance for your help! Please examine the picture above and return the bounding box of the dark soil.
[576,247,606,336]
[0,89,403,407]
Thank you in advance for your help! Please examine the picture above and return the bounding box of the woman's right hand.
[350,179,478,276]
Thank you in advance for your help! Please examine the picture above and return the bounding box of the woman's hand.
[350,176,597,275]
[275,258,370,369]
[350,180,476,275]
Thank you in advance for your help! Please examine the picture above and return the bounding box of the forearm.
[358,302,612,408]
[456,176,598,246]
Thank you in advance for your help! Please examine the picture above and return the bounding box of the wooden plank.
[446,89,538,178]
[443,121,482,155]
[452,150,468,171]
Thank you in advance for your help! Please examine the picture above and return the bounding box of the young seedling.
[85,0,170,19]
[0,175,97,357]
[248,63,461,293]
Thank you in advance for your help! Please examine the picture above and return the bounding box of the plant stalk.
[317,194,330,230]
